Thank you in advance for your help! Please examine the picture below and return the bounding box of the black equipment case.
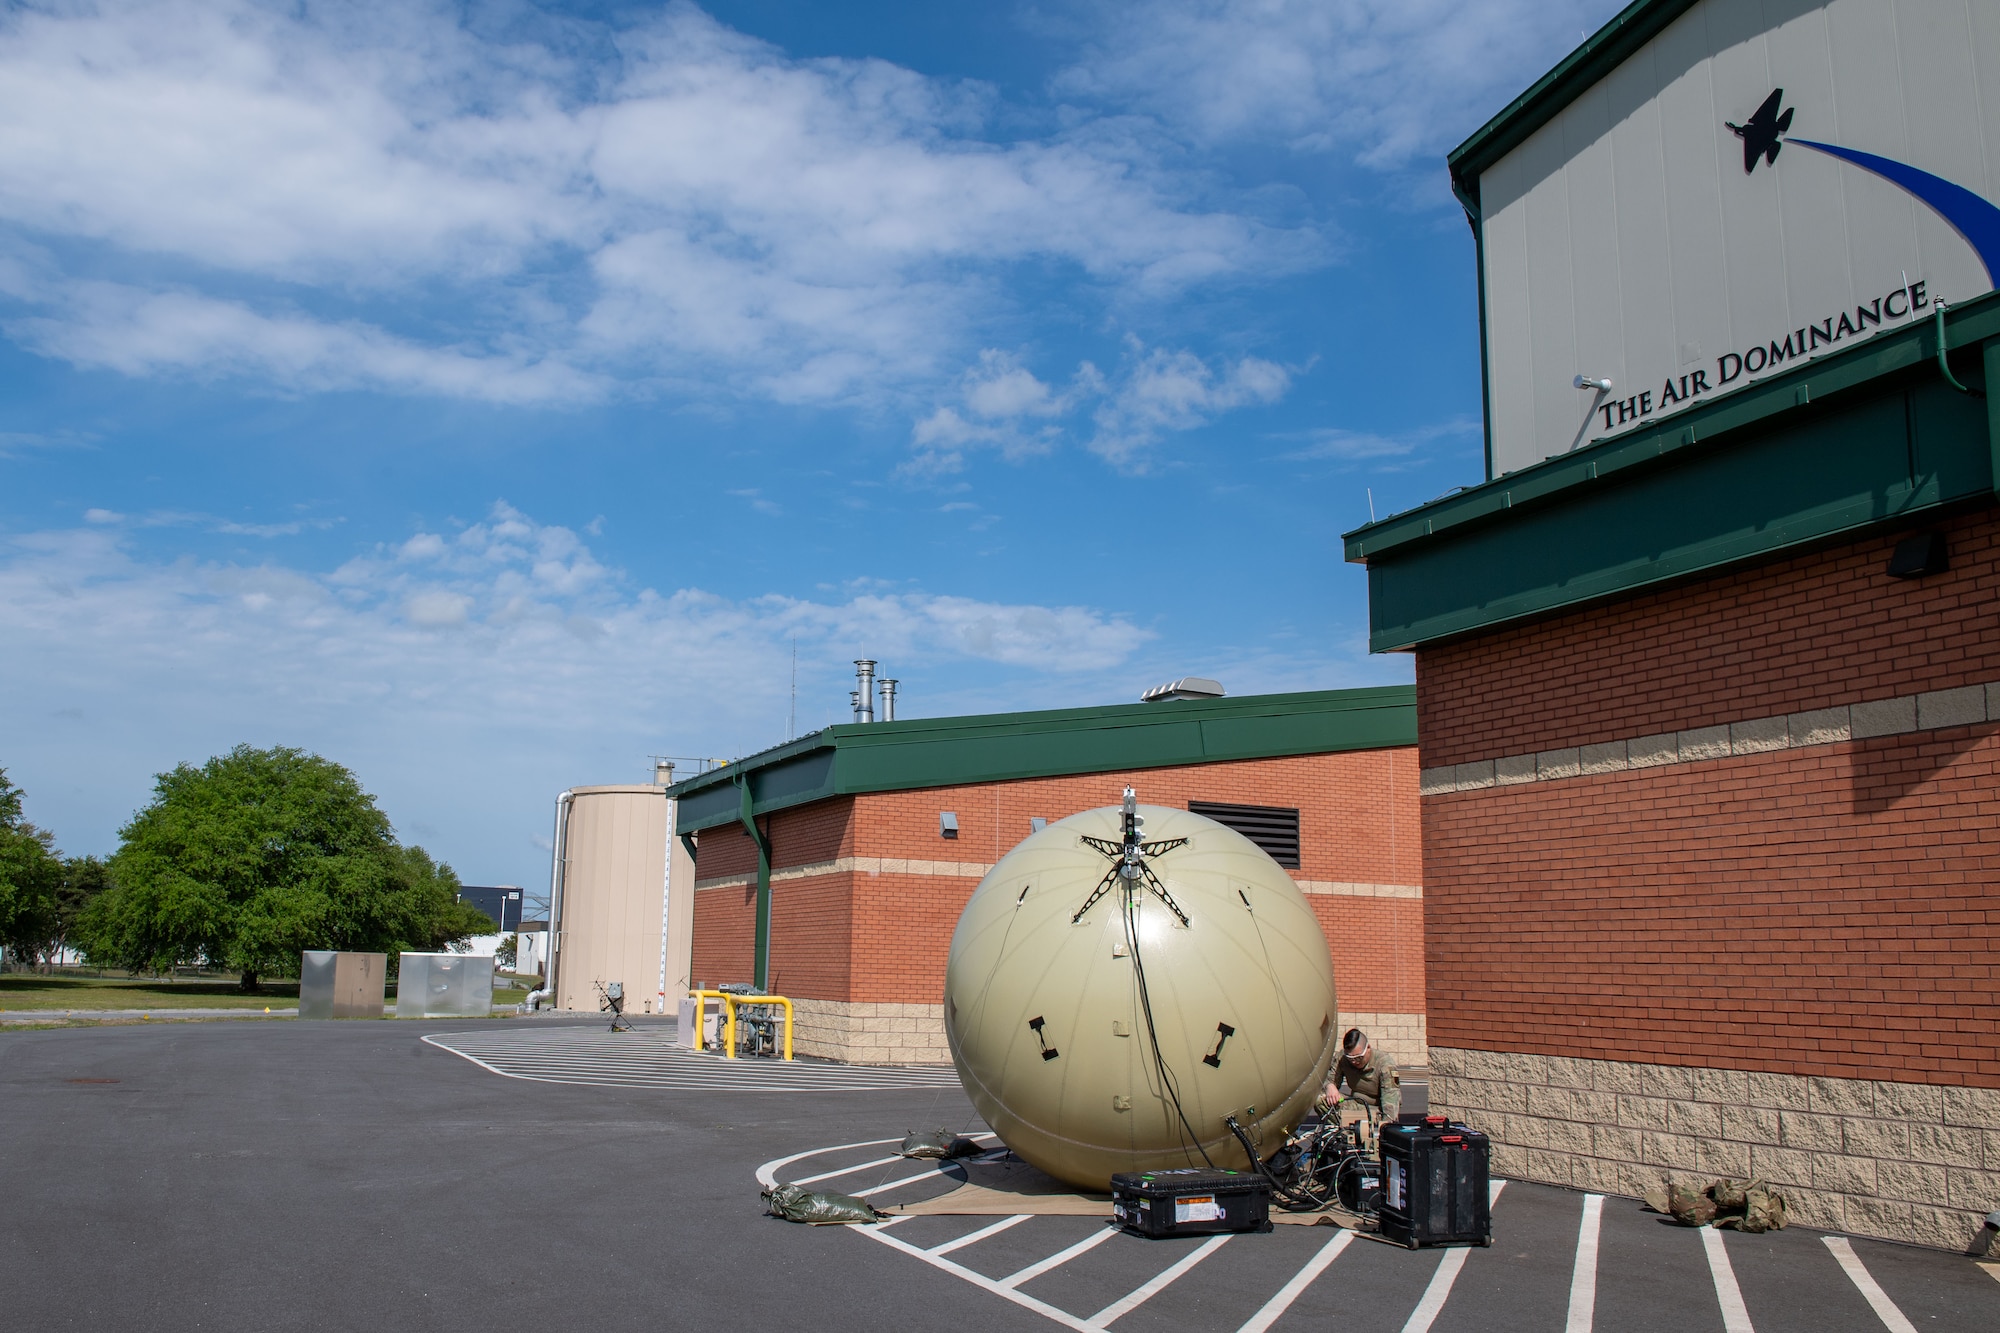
[1110,1168,1272,1238]
[1378,1117,1493,1248]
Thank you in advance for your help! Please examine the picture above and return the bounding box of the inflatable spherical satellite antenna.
[944,788,1339,1190]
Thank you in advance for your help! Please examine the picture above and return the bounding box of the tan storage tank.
[548,784,696,1015]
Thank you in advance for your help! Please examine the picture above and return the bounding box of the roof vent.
[1140,677,1225,703]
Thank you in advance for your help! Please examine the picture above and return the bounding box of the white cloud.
[0,500,1159,872]
[1279,415,1480,463]
[0,499,1150,753]
[0,0,1317,407]
[1053,0,1623,172]
[907,341,1282,474]
[1088,342,1289,465]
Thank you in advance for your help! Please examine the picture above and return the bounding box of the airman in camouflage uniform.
[1325,1027,1401,1128]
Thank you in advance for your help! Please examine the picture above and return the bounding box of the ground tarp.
[884,1154,1356,1227]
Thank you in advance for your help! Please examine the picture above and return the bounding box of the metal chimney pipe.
[879,679,898,722]
[853,660,877,724]
[653,759,675,787]
[849,689,861,722]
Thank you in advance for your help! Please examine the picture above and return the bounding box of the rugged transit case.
[1111,1168,1273,1238]
[1378,1117,1493,1248]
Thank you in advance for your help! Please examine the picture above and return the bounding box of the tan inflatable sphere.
[944,800,1339,1191]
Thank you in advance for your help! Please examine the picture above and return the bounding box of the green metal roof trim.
[1341,294,2000,653]
[1446,0,1699,210]
[666,686,1418,833]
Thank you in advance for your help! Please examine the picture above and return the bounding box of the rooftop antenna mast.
[1070,785,1191,926]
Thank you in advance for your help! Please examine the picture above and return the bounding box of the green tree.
[86,745,492,989]
[0,768,64,967]
[11,855,111,969]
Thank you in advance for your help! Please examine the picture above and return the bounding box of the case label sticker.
[1174,1196,1224,1223]
[1386,1159,1404,1210]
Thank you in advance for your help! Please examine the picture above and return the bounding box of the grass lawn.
[0,974,301,1010]
[1,974,533,1011]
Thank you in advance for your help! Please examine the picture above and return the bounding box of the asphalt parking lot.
[2,1019,1995,1332]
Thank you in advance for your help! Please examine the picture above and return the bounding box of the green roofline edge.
[1343,291,2000,564]
[665,686,1419,833]
[1342,295,2000,654]
[1446,0,1702,214]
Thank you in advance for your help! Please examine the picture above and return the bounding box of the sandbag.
[900,1127,982,1160]
[1657,1177,1787,1232]
[1667,1180,1718,1227]
[762,1182,887,1225]
[1722,1183,1788,1234]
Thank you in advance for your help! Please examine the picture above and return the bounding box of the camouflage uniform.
[1333,1046,1401,1121]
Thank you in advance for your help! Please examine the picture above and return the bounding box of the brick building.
[664,687,1425,1066]
[1344,0,2000,1250]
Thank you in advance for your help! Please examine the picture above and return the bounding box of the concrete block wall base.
[1431,1047,2000,1252]
[789,999,950,1065]
[784,1002,1429,1071]
[1341,1011,1429,1069]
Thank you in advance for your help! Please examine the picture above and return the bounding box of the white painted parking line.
[1235,1228,1356,1333]
[1087,1233,1232,1328]
[757,1138,902,1188]
[1564,1194,1605,1333]
[1701,1226,1755,1333]
[856,1166,963,1198]
[1401,1248,1471,1333]
[422,1029,963,1091]
[1400,1182,1504,1333]
[860,1222,1097,1333]
[929,1214,1032,1256]
[1822,1237,1918,1333]
[1000,1226,1120,1289]
[787,1141,999,1189]
[792,1155,900,1186]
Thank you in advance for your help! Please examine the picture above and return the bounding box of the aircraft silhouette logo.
[1722,89,2000,285]
[1727,87,1794,173]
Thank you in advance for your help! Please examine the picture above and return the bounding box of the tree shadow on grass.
[0,975,301,1000]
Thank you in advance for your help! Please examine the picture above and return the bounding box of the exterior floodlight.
[1574,375,1614,392]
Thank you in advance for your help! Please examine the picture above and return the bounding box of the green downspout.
[1452,172,1496,482]
[1933,299,1983,397]
[734,774,773,991]
[1985,338,2000,495]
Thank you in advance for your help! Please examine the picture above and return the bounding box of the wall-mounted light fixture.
[1886,531,1948,579]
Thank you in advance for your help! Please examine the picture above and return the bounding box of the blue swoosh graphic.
[1789,138,2000,288]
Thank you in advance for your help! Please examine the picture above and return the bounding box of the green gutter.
[1344,294,2000,653]
[1346,293,2000,564]
[735,774,773,991]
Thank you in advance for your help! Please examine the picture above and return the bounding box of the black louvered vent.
[1188,800,1300,868]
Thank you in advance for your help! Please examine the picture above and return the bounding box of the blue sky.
[0,0,1620,891]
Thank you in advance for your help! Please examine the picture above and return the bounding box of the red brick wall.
[1311,896,1427,1016]
[688,795,854,881]
[1417,507,2000,768]
[688,749,1426,1013]
[690,881,755,990]
[1422,726,2000,1085]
